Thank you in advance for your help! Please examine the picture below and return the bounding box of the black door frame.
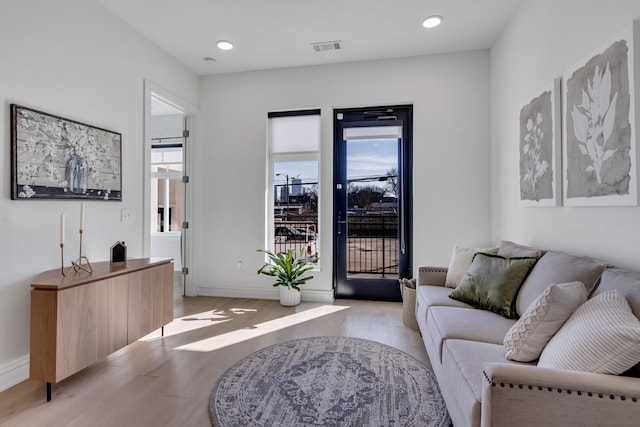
[333,105,413,301]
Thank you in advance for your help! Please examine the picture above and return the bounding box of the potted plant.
[256,248,317,306]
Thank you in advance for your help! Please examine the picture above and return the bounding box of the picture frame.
[562,22,638,206]
[10,104,122,201]
[519,78,562,207]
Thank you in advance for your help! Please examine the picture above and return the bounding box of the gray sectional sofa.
[416,241,640,427]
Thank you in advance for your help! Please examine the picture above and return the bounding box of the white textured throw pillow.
[445,245,498,288]
[538,290,640,374]
[504,281,587,362]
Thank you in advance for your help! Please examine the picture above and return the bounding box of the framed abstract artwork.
[562,22,638,206]
[519,79,562,207]
[11,104,122,201]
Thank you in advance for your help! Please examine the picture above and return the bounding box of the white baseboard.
[0,355,29,393]
[197,286,334,303]
[299,289,335,303]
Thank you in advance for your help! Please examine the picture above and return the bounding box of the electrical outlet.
[121,209,133,224]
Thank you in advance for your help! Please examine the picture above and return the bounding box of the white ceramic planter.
[279,286,301,306]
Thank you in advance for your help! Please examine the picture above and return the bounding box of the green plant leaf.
[256,248,318,289]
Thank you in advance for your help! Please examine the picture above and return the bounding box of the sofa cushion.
[594,268,640,318]
[450,253,538,318]
[427,306,516,363]
[417,285,473,310]
[497,240,543,258]
[515,251,606,316]
[445,245,499,288]
[539,290,640,374]
[430,306,517,344]
[444,339,519,401]
[503,281,587,362]
[442,340,527,427]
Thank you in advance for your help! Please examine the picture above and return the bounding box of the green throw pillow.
[449,252,537,319]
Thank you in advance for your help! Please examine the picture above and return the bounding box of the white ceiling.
[98,0,522,76]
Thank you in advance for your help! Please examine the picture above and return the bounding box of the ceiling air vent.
[311,40,343,52]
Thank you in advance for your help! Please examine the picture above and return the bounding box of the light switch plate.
[121,209,133,224]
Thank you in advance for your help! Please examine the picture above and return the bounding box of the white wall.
[491,0,640,270]
[195,52,493,301]
[0,0,198,391]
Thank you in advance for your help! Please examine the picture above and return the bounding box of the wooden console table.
[30,258,174,401]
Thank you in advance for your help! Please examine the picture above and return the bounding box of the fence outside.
[346,214,398,277]
[273,214,398,277]
[273,221,318,257]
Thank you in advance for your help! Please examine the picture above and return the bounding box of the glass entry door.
[334,106,413,300]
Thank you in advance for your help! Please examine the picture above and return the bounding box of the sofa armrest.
[482,363,640,427]
[416,265,448,287]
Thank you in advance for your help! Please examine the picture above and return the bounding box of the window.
[268,110,320,260]
[151,145,183,232]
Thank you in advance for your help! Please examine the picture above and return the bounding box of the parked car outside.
[275,226,305,241]
[275,226,317,241]
[274,225,318,258]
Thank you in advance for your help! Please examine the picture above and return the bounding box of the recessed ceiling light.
[203,57,216,63]
[422,15,443,29]
[216,40,234,50]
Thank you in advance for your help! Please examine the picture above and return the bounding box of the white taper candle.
[80,203,85,231]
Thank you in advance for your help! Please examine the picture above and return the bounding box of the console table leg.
[46,382,52,402]
[161,326,164,337]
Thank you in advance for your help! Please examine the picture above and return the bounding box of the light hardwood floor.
[0,282,429,427]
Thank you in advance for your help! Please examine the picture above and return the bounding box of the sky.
[347,138,398,186]
[273,138,398,191]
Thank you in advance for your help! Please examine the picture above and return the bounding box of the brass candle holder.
[60,229,93,277]
[60,243,66,276]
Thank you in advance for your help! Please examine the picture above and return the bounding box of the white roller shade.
[343,126,402,141]
[271,115,320,153]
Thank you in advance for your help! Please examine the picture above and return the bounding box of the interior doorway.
[149,98,185,273]
[144,81,197,296]
[333,105,413,301]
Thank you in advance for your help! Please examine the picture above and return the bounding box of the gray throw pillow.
[515,251,606,316]
[449,253,538,319]
[593,268,640,318]
[497,240,543,258]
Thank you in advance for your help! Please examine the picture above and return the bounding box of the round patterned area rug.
[209,336,450,427]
